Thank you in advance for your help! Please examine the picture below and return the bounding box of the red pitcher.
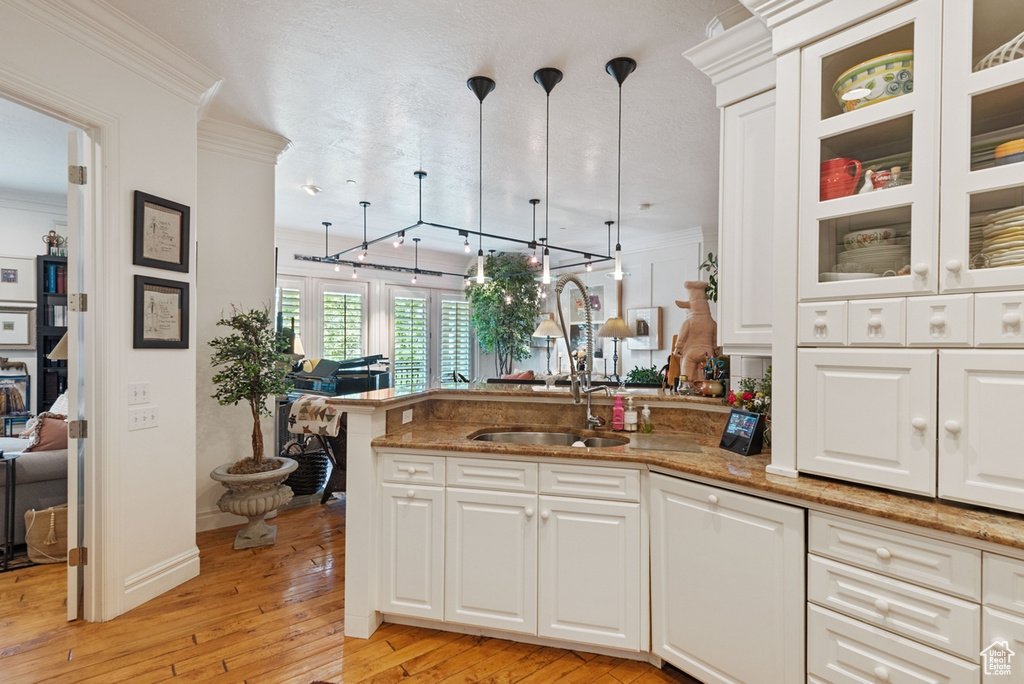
[820,157,863,200]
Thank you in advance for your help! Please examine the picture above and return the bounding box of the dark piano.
[290,354,391,396]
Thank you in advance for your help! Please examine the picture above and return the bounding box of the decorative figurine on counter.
[41,230,67,256]
[672,280,719,383]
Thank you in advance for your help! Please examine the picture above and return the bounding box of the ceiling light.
[606,56,637,281]
[334,264,340,272]
[352,265,358,279]
[322,221,332,258]
[346,179,357,185]
[585,255,593,272]
[302,184,321,196]
[412,237,421,283]
[393,230,405,248]
[468,74,496,285]
[529,198,540,264]
[359,201,370,261]
[535,66,562,285]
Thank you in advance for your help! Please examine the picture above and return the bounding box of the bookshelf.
[36,254,67,414]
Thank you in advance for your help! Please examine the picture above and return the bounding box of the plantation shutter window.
[393,296,429,391]
[323,291,363,359]
[276,286,302,335]
[439,298,472,382]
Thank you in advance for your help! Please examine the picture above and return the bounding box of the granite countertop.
[373,420,1024,552]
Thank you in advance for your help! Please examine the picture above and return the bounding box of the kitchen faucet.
[553,274,610,429]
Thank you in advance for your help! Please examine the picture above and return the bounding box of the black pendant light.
[468,75,496,283]
[534,67,562,284]
[606,57,636,281]
[411,237,421,283]
[528,198,541,265]
[358,201,370,261]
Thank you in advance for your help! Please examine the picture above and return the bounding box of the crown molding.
[739,0,910,54]
[739,0,828,28]
[0,188,66,214]
[198,119,292,165]
[7,0,221,108]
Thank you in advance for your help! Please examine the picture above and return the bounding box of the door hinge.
[68,293,87,312]
[68,547,88,567]
[68,420,88,439]
[68,165,87,185]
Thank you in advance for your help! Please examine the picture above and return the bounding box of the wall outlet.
[129,405,159,430]
[402,409,413,424]
[128,382,151,405]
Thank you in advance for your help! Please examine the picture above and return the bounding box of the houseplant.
[208,305,298,549]
[624,364,664,387]
[464,252,541,376]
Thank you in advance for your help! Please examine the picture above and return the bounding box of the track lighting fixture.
[359,201,370,261]
[585,256,593,272]
[460,230,471,253]
[468,74,496,285]
[352,265,358,279]
[322,221,332,258]
[606,56,636,281]
[334,264,340,272]
[302,184,321,196]
[529,198,540,265]
[412,237,421,283]
[534,67,562,285]
[393,231,405,248]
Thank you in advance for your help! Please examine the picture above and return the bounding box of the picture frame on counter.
[133,275,189,349]
[133,190,190,273]
[626,306,662,350]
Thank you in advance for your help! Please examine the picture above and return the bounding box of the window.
[393,295,428,391]
[276,285,302,335]
[439,297,472,382]
[323,291,363,360]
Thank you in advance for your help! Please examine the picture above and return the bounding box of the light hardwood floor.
[0,496,700,683]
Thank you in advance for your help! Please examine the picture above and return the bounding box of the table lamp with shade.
[597,316,633,382]
[47,331,69,361]
[532,318,563,375]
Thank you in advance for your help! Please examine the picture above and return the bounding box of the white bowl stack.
[837,243,912,275]
[980,204,1024,268]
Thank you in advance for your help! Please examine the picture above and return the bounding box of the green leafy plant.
[209,306,294,471]
[699,252,719,303]
[464,252,541,376]
[625,365,663,385]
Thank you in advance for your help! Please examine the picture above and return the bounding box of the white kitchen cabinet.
[799,300,848,346]
[380,483,445,620]
[650,473,805,684]
[939,351,1024,515]
[982,608,1024,683]
[537,495,640,650]
[798,348,938,495]
[444,487,537,634]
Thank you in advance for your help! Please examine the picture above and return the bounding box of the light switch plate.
[128,382,151,405]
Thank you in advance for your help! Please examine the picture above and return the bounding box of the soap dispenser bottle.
[624,396,638,432]
[612,395,625,431]
[641,404,652,433]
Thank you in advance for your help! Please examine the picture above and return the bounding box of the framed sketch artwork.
[133,275,189,349]
[133,191,190,272]
[0,305,35,350]
[627,307,662,350]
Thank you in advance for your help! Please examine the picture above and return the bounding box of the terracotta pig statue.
[672,281,718,381]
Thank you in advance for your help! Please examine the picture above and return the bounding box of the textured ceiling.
[4,0,739,259]
[0,97,72,206]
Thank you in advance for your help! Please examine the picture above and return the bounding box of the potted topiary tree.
[208,305,298,549]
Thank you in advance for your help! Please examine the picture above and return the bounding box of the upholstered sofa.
[0,437,68,546]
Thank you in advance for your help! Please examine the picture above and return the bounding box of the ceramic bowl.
[843,227,897,249]
[995,139,1024,167]
[819,272,881,282]
[833,50,913,113]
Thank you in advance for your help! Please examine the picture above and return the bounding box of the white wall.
[195,120,290,532]
[0,0,220,619]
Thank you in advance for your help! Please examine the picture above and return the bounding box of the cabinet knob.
[929,314,946,328]
[911,417,927,431]
[945,259,962,274]
[875,547,892,561]
[873,665,890,681]
[1003,312,1022,327]
[525,507,534,518]
[707,494,719,505]
[874,598,890,614]
[913,263,929,277]
[867,316,882,329]
[406,466,417,475]
[944,420,962,434]
[540,510,550,521]
[813,317,827,330]
[406,490,415,499]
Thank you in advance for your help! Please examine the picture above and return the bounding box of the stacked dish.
[980,204,1024,268]
[970,215,986,257]
[838,243,911,274]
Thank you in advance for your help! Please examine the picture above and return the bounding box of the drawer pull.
[707,494,719,505]
[406,490,415,499]
[406,466,417,475]
[867,316,882,329]
[945,259,962,274]
[874,598,890,614]
[813,317,827,330]
[1003,312,1022,327]
[525,507,534,518]
[875,547,892,561]
[929,314,945,328]
[913,263,929,277]
[540,510,550,521]
[911,417,927,431]
[873,665,890,681]
[944,420,962,435]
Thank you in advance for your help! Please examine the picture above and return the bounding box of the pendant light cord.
[545,93,550,244]
[616,83,622,248]
[479,98,483,253]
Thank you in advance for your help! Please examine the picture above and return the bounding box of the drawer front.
[807,605,980,684]
[907,294,974,348]
[380,452,445,485]
[799,301,848,346]
[985,553,1024,619]
[975,291,1024,347]
[848,298,906,347]
[447,457,538,493]
[538,463,639,501]
[808,555,980,661]
[983,607,1024,682]
[809,513,981,601]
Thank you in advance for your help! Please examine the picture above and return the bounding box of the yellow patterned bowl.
[833,50,913,113]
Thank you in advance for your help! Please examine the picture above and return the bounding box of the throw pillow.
[49,390,69,416]
[501,370,535,380]
[22,412,68,452]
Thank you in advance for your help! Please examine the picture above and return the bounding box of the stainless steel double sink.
[472,430,628,448]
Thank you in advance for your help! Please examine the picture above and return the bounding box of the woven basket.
[282,440,330,495]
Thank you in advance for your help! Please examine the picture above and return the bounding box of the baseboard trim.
[123,547,199,612]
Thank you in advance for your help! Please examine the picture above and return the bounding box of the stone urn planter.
[211,457,298,549]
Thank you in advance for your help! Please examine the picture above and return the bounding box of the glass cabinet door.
[940,0,1024,293]
[798,1,941,301]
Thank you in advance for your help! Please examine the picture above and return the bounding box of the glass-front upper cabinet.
[798,1,941,301]
[940,0,1024,293]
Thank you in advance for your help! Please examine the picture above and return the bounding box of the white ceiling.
[0,97,72,206]
[3,0,740,261]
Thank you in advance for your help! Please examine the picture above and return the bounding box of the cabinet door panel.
[985,554,1024,620]
[939,351,1024,515]
[799,301,848,346]
[974,292,1024,347]
[848,298,906,347]
[798,349,937,495]
[537,496,640,650]
[445,488,536,634]
[650,474,804,684]
[983,607,1024,683]
[380,484,444,620]
[907,294,974,347]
